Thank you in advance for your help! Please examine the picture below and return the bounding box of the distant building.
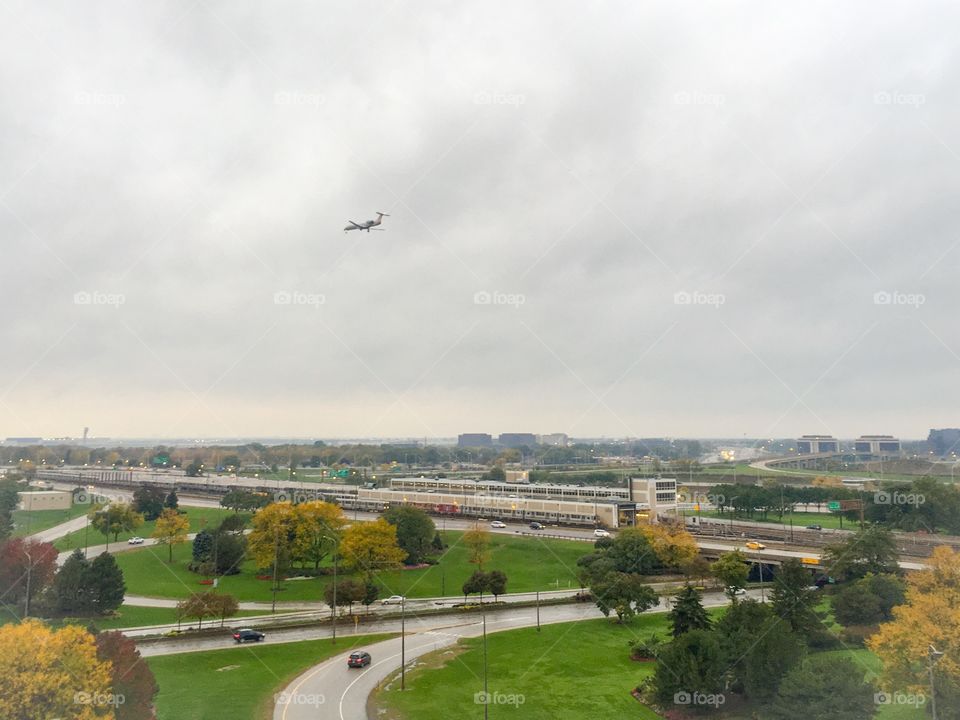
[796,435,839,454]
[539,433,569,447]
[928,428,960,457]
[458,433,493,448]
[498,433,537,448]
[19,490,72,511]
[504,470,529,484]
[3,437,43,445]
[853,435,901,458]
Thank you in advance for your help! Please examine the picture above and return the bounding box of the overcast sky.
[1,1,958,441]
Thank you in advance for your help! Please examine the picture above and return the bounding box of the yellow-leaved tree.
[340,518,405,580]
[247,501,297,572]
[868,546,960,716]
[292,501,347,571]
[641,522,698,569]
[0,619,115,720]
[152,507,190,562]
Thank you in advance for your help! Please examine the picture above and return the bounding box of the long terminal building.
[34,468,678,528]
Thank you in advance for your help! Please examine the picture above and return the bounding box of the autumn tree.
[869,546,960,717]
[89,503,143,547]
[95,631,159,720]
[339,518,405,580]
[177,592,219,629]
[324,579,366,615]
[0,619,114,720]
[463,527,492,570]
[152,508,190,562]
[642,523,698,569]
[247,502,297,574]
[0,537,58,616]
[292,500,346,570]
[206,592,240,626]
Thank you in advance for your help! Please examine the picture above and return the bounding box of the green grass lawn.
[12,503,90,537]
[376,616,666,720]
[147,632,393,720]
[114,530,590,602]
[54,507,245,551]
[699,508,854,530]
[377,615,925,720]
[86,604,269,630]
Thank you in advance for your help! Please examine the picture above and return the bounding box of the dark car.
[529,521,544,530]
[232,628,265,643]
[348,651,371,668]
[805,524,823,531]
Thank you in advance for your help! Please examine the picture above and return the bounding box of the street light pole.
[929,645,944,720]
[401,596,406,690]
[482,598,489,720]
[23,546,32,618]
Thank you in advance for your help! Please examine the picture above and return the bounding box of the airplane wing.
[348,220,364,228]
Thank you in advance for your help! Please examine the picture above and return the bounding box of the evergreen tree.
[87,552,125,613]
[771,559,821,637]
[192,529,214,563]
[668,585,712,636]
[52,549,92,613]
[164,489,179,510]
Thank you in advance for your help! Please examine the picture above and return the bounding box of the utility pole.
[271,528,279,614]
[536,590,540,631]
[482,596,489,720]
[23,545,32,618]
[401,596,406,689]
[929,645,944,720]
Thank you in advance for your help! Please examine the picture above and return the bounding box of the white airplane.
[343,211,390,233]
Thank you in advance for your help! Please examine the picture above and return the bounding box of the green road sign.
[828,501,841,511]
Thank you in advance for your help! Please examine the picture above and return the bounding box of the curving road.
[271,589,766,720]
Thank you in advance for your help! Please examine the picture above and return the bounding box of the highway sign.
[828,501,841,511]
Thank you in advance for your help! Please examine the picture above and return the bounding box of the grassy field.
[698,509,852,530]
[54,506,244,551]
[147,632,393,720]
[376,616,666,720]
[12,503,90,537]
[376,616,924,720]
[114,530,590,602]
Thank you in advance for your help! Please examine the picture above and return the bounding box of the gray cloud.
[1,1,959,440]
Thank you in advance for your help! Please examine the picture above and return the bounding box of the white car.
[490,520,507,529]
[593,528,611,538]
[727,586,747,596]
[127,536,144,545]
[381,595,405,605]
